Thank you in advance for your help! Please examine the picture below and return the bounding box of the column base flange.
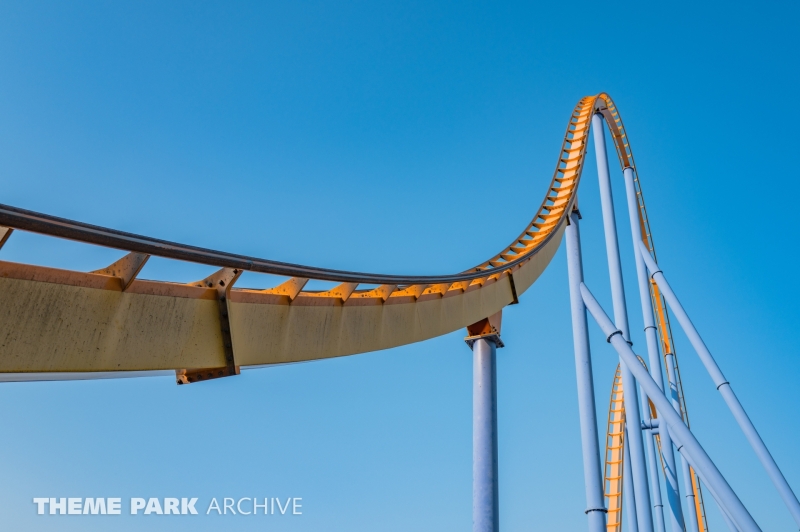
[464,333,504,349]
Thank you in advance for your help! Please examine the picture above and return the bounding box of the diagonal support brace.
[580,281,761,532]
[637,239,800,527]
[91,252,150,290]
[0,226,12,250]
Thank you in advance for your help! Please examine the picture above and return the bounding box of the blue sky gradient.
[0,1,798,530]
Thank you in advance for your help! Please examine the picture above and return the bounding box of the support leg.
[622,167,685,532]
[593,113,653,532]
[717,499,742,532]
[624,425,641,532]
[665,352,699,532]
[641,392,667,532]
[637,240,800,528]
[565,209,607,532]
[580,283,761,532]
[668,429,741,531]
[473,338,499,532]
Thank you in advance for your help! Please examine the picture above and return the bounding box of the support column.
[565,208,607,532]
[473,337,499,532]
[717,499,742,532]
[624,426,641,532]
[641,392,667,532]
[622,167,685,532]
[580,283,762,532]
[665,352,700,532]
[637,240,800,529]
[668,426,742,531]
[592,113,653,532]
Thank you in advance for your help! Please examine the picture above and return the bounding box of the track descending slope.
[604,365,627,531]
[0,93,642,383]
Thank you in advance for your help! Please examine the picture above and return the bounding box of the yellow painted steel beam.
[0,226,12,249]
[606,357,711,531]
[0,234,558,372]
[604,364,626,532]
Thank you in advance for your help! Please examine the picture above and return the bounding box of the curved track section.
[604,364,626,532]
[0,93,626,377]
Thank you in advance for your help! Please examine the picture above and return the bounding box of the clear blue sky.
[1,1,798,530]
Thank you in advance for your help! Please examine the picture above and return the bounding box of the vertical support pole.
[592,113,653,532]
[624,426,641,532]
[665,352,700,532]
[622,166,685,532]
[565,208,607,532]
[473,337,499,532]
[641,392,667,532]
[637,242,800,529]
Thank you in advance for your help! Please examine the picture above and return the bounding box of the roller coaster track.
[0,94,633,379]
[604,365,626,531]
[0,92,722,527]
[604,362,709,532]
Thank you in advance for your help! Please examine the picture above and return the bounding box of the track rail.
[0,93,725,531]
[0,91,717,526]
[0,93,648,378]
[604,364,626,532]
[0,95,617,292]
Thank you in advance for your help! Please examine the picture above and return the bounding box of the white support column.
[640,389,667,532]
[621,166,685,532]
[580,282,762,532]
[664,352,699,532]
[473,337,499,532]
[565,208,607,532]
[637,240,800,529]
[624,426,641,532]
[592,113,653,532]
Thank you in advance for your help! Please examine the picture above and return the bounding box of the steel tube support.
[593,114,653,532]
[680,459,699,532]
[638,240,800,528]
[641,393,667,532]
[473,337,499,532]
[592,113,632,341]
[664,353,700,532]
[719,503,742,532]
[565,210,607,532]
[669,428,742,532]
[621,167,685,532]
[580,282,762,532]
[624,425,641,532]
